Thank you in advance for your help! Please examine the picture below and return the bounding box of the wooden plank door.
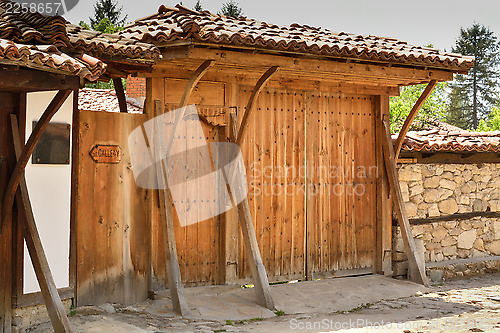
[238,88,307,282]
[305,93,377,279]
[149,78,224,288]
[73,110,149,306]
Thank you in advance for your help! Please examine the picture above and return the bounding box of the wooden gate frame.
[1,91,74,333]
[148,62,277,314]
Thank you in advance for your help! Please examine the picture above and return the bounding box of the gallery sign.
[90,145,122,164]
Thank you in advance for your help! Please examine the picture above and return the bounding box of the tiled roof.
[0,0,160,73]
[78,88,143,113]
[0,1,67,45]
[395,120,500,153]
[0,39,106,80]
[66,24,161,62]
[119,5,474,72]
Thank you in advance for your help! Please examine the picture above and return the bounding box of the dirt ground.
[27,273,500,333]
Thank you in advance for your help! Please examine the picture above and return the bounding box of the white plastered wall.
[23,91,73,293]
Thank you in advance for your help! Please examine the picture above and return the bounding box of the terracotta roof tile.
[78,88,143,113]
[0,1,68,46]
[0,38,106,80]
[66,24,161,61]
[0,1,161,65]
[394,120,500,153]
[120,5,474,72]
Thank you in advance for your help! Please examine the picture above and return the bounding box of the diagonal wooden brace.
[394,80,437,159]
[10,115,74,333]
[379,114,428,286]
[228,113,275,310]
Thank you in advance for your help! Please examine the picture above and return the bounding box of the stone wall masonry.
[394,163,500,280]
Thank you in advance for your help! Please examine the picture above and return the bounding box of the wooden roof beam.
[159,47,453,84]
[394,80,437,159]
[0,66,80,92]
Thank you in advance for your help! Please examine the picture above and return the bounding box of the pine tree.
[447,23,500,129]
[194,0,202,12]
[219,1,243,18]
[89,0,127,30]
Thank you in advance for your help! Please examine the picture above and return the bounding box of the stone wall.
[394,163,500,279]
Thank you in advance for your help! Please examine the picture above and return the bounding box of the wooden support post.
[10,115,73,333]
[112,78,128,113]
[379,113,428,286]
[374,96,392,276]
[228,114,275,310]
[236,66,279,145]
[0,156,12,333]
[153,100,190,316]
[394,80,437,159]
[1,90,72,231]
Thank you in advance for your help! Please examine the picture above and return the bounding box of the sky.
[64,0,500,52]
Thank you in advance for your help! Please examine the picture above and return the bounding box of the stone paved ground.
[27,273,500,333]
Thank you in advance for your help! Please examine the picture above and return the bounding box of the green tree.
[92,18,123,34]
[477,105,500,131]
[85,78,127,90]
[78,21,90,30]
[194,0,202,11]
[447,23,500,129]
[89,0,127,30]
[390,82,448,133]
[220,1,243,17]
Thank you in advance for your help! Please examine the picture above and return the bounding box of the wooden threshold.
[12,287,74,309]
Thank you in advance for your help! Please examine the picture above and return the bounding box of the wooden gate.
[73,110,149,306]
[305,93,376,279]
[239,88,377,281]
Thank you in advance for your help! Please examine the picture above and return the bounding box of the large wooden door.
[239,89,307,282]
[149,78,224,288]
[73,110,149,306]
[238,88,377,281]
[305,93,376,279]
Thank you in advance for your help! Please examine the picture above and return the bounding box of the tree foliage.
[85,78,127,90]
[477,104,500,131]
[92,18,123,34]
[447,23,500,129]
[219,1,243,17]
[194,0,202,11]
[89,0,127,30]
[390,82,448,133]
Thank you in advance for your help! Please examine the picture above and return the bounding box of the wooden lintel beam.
[166,47,453,83]
[179,60,215,107]
[1,90,72,232]
[0,66,80,92]
[394,80,437,159]
[380,113,428,286]
[236,66,279,145]
[11,115,73,333]
[112,78,128,113]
